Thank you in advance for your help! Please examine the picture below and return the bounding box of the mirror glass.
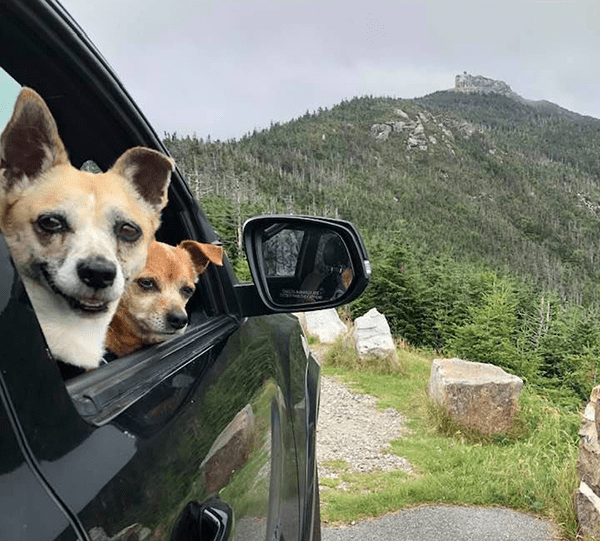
[260,225,354,306]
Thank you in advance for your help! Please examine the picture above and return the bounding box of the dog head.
[0,87,174,368]
[0,87,173,313]
[106,240,224,357]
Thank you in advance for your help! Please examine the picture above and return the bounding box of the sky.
[2,0,600,141]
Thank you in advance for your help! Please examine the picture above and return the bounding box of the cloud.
[60,0,600,140]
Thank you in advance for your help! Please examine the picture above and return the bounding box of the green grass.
[323,336,410,376]
[319,344,581,539]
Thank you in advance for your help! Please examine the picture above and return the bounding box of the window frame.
[66,315,239,425]
[0,0,245,425]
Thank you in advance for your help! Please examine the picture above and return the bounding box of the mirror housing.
[236,215,371,316]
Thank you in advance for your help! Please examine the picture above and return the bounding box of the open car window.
[0,63,237,427]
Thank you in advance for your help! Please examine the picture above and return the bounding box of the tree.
[450,282,525,375]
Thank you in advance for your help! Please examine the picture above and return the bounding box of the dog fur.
[0,87,174,369]
[106,240,224,357]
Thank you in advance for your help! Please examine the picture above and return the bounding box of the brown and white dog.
[0,87,174,370]
[105,240,224,357]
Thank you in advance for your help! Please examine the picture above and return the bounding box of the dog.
[105,240,224,357]
[0,87,174,370]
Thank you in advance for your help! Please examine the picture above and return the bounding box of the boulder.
[296,308,347,344]
[353,308,397,361]
[575,385,600,537]
[370,123,392,141]
[427,358,523,434]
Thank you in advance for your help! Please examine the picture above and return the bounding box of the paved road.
[322,505,560,541]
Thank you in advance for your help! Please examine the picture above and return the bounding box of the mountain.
[163,75,600,306]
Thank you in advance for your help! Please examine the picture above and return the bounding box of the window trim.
[66,315,239,426]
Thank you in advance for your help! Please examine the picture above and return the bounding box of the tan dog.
[0,87,173,370]
[106,240,223,357]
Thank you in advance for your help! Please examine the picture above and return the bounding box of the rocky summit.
[454,72,522,100]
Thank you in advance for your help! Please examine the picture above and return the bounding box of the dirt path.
[317,374,412,476]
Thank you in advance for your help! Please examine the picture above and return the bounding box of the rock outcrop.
[369,108,430,149]
[427,358,523,434]
[369,106,481,156]
[575,385,600,538]
[454,72,522,100]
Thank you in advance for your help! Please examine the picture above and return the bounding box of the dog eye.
[37,214,68,233]
[137,278,156,291]
[116,221,142,242]
[181,286,194,298]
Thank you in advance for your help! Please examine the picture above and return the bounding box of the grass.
[318,340,582,540]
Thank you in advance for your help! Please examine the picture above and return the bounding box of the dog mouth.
[147,329,184,338]
[40,265,110,315]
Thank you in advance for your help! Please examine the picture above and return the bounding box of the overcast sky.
[5,0,600,141]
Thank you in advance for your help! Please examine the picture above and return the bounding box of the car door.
[0,85,309,541]
[0,222,310,541]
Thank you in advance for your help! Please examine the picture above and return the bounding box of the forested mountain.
[164,86,600,306]
[164,78,600,405]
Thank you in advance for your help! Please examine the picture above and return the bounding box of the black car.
[0,2,370,540]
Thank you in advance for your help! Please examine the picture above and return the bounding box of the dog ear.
[178,240,224,277]
[0,87,69,189]
[110,147,174,212]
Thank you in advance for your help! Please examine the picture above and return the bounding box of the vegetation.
[163,88,600,409]
[320,344,580,539]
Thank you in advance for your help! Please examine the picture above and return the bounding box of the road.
[322,505,560,541]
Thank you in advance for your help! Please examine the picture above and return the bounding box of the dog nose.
[77,257,117,289]
[167,311,188,330]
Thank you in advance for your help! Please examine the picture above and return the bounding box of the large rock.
[296,308,347,344]
[370,123,392,141]
[427,358,523,434]
[353,308,397,361]
[575,385,600,538]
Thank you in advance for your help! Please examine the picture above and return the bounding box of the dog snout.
[77,256,117,289]
[166,311,188,330]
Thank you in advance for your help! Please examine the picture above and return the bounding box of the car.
[0,1,370,540]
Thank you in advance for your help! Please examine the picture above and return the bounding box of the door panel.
[0,241,308,541]
[0,217,315,541]
[0,377,80,541]
[66,315,304,540]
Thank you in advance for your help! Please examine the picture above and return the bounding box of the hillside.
[163,76,600,306]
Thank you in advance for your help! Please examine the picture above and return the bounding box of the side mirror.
[237,215,370,315]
